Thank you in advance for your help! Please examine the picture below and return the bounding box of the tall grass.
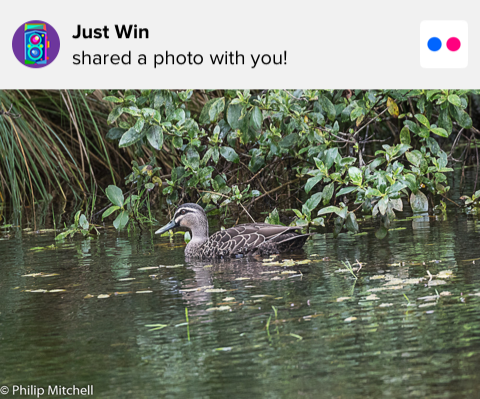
[0,90,127,223]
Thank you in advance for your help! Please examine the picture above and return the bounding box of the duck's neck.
[185,219,209,256]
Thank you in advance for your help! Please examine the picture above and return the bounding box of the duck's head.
[155,203,208,236]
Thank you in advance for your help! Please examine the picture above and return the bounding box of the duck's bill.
[155,220,177,235]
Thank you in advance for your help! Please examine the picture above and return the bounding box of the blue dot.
[427,37,442,52]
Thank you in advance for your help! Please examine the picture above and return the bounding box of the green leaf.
[102,206,120,219]
[415,114,430,129]
[55,230,72,241]
[304,192,323,212]
[199,98,218,124]
[348,167,363,186]
[209,97,225,122]
[295,219,309,227]
[403,174,418,193]
[172,136,183,149]
[400,127,411,145]
[405,150,423,167]
[251,106,263,131]
[106,127,126,140]
[134,118,145,133]
[173,108,185,124]
[317,206,341,217]
[219,146,239,163]
[119,127,144,148]
[350,106,364,121]
[265,208,282,225]
[455,109,473,129]
[186,146,200,169]
[447,94,462,107]
[378,197,388,215]
[146,126,164,150]
[426,137,441,156]
[305,175,323,194]
[386,181,406,194]
[107,106,123,124]
[103,96,123,103]
[410,191,428,212]
[404,120,420,134]
[390,198,403,211]
[431,127,449,138]
[345,212,359,233]
[79,214,89,230]
[227,103,244,130]
[106,185,124,208]
[248,152,265,173]
[113,211,129,230]
[292,209,303,218]
[311,217,325,226]
[319,96,336,121]
[324,148,339,169]
[279,133,299,148]
[322,182,334,204]
[339,157,356,166]
[438,108,453,134]
[366,188,382,198]
[336,186,357,196]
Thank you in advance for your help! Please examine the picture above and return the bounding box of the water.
[1,210,480,398]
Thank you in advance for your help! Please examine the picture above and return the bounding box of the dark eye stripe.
[176,209,192,217]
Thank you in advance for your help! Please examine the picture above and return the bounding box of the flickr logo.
[420,21,468,68]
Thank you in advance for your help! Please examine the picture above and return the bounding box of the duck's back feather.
[195,223,311,258]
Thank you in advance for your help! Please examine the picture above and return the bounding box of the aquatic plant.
[0,90,126,222]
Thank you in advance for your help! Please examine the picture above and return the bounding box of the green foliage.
[0,90,122,215]
[102,159,161,230]
[460,190,480,214]
[102,89,479,236]
[55,211,97,240]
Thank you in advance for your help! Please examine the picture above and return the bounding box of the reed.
[0,90,127,221]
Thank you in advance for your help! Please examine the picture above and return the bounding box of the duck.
[155,203,312,259]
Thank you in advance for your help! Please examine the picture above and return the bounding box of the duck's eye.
[180,210,186,215]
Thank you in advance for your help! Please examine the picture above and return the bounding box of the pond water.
[1,206,480,398]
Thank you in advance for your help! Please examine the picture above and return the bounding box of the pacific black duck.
[155,203,312,259]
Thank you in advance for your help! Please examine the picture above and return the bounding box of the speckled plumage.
[155,203,311,259]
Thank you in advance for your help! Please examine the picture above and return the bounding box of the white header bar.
[1,1,478,88]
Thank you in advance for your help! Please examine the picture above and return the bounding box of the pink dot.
[447,37,461,52]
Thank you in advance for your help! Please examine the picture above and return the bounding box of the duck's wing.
[200,223,310,258]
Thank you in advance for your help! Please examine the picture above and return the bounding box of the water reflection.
[1,210,480,399]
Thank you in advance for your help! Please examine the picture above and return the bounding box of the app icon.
[420,21,468,68]
[12,20,60,68]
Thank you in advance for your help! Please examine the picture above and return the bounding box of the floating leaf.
[146,324,168,331]
[206,306,231,311]
[336,297,351,302]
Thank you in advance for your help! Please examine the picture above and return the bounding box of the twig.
[355,259,363,275]
[197,190,256,223]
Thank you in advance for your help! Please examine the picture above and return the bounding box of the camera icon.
[24,23,49,65]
